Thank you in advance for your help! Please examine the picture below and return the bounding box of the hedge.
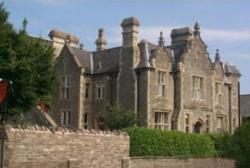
[125,127,217,157]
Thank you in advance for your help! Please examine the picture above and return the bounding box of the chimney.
[121,17,140,47]
[49,29,79,57]
[95,28,107,51]
[171,27,193,46]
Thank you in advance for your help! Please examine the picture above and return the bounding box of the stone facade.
[51,17,241,133]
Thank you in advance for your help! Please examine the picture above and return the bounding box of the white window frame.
[60,75,70,100]
[185,113,190,133]
[154,111,169,131]
[96,83,105,99]
[61,110,71,126]
[192,76,204,101]
[157,71,166,97]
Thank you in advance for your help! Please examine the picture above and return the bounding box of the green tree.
[101,105,137,130]
[0,3,56,121]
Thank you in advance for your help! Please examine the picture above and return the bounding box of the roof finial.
[158,31,165,47]
[95,28,107,51]
[194,21,200,36]
[215,48,221,62]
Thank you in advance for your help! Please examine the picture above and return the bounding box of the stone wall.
[122,157,235,168]
[2,126,129,168]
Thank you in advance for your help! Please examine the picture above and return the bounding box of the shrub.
[101,105,137,130]
[125,127,216,157]
[209,133,233,157]
[231,121,250,168]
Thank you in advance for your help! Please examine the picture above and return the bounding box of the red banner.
[0,80,9,104]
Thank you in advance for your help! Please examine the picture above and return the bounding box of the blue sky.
[2,0,250,94]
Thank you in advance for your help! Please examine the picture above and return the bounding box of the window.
[206,115,211,133]
[61,110,71,126]
[233,118,237,129]
[157,71,165,97]
[215,83,222,104]
[216,116,225,133]
[60,76,70,100]
[96,84,105,99]
[185,114,190,133]
[84,113,88,129]
[85,83,90,99]
[192,76,204,100]
[154,112,169,130]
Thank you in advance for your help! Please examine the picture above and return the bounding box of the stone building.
[240,94,250,120]
[51,17,241,133]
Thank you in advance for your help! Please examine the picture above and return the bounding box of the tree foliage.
[101,105,137,130]
[0,3,56,121]
[230,121,250,168]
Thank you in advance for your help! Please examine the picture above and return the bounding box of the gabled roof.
[68,47,92,72]
[240,94,250,117]
[137,40,158,69]
[66,39,166,74]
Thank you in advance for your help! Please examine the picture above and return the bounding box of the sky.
[2,0,250,94]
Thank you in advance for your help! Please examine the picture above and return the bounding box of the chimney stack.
[95,28,107,51]
[121,17,140,47]
[49,29,79,57]
[171,27,193,46]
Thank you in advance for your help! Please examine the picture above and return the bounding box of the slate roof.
[66,40,166,74]
[68,47,92,73]
[92,47,121,74]
[224,62,241,76]
[240,94,250,117]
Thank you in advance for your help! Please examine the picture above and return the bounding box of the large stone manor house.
[50,17,241,134]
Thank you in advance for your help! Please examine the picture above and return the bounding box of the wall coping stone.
[3,124,128,138]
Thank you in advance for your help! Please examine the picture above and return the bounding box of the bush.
[125,127,216,157]
[231,121,250,168]
[209,133,233,157]
[101,105,137,130]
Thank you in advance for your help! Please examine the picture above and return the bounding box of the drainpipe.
[228,85,232,134]
[238,82,241,126]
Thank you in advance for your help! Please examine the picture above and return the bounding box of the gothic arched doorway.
[194,121,203,133]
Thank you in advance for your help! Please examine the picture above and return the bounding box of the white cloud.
[106,26,250,46]
[202,29,250,42]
